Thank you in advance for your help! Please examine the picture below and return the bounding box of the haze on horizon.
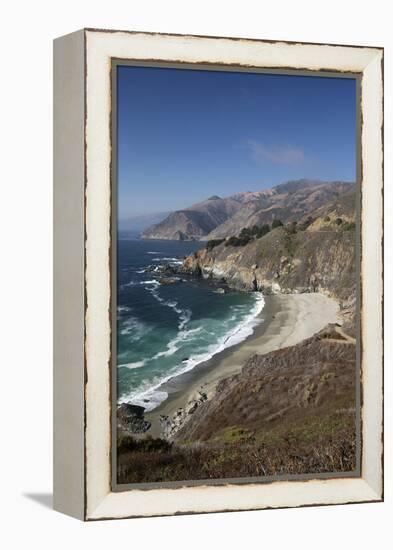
[117,66,357,220]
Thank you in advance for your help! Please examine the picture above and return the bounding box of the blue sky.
[117,65,356,219]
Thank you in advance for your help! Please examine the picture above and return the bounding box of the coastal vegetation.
[205,201,355,254]
[206,238,225,250]
[223,223,272,247]
[118,326,356,483]
[118,427,355,483]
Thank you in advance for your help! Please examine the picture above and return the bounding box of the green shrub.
[225,236,240,247]
[285,223,297,235]
[335,218,343,225]
[225,235,251,247]
[239,227,254,240]
[297,216,314,232]
[118,435,172,455]
[238,236,252,246]
[256,224,270,239]
[206,239,225,251]
[272,219,283,229]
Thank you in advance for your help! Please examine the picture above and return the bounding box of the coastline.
[145,292,340,437]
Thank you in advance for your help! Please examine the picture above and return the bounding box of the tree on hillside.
[286,223,297,235]
[272,219,283,229]
[206,239,225,251]
[299,216,314,231]
[256,224,270,239]
[239,227,252,238]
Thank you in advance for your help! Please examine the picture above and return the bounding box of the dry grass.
[117,328,357,484]
[117,427,356,484]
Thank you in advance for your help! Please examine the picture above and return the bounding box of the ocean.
[117,236,265,411]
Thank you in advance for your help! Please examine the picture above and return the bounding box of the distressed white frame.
[54,29,384,521]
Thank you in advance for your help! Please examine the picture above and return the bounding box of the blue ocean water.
[117,237,264,410]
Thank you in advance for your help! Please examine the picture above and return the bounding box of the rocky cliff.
[182,222,356,334]
[184,227,354,293]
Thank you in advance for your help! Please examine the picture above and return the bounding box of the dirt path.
[324,326,356,345]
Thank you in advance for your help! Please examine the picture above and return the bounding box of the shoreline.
[145,292,340,437]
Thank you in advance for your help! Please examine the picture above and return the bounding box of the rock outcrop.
[184,224,354,296]
[159,391,208,439]
[117,403,151,435]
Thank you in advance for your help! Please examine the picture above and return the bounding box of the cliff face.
[183,228,355,298]
[141,179,354,240]
[182,226,356,333]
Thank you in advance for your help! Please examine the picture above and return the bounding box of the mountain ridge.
[141,179,355,241]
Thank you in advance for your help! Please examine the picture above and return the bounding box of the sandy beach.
[145,292,340,437]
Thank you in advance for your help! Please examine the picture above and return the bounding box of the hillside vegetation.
[118,326,356,483]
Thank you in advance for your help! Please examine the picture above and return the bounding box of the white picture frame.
[53,28,383,521]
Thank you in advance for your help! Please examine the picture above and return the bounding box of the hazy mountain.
[141,179,355,241]
[119,211,171,235]
[141,195,243,240]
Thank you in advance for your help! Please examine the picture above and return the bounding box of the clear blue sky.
[117,65,356,219]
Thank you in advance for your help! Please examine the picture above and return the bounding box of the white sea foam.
[153,325,202,359]
[118,360,146,369]
[146,284,192,331]
[147,251,160,255]
[151,257,182,265]
[117,305,131,313]
[122,279,161,289]
[120,281,137,289]
[120,316,151,342]
[120,387,169,411]
[122,293,265,411]
[135,269,146,274]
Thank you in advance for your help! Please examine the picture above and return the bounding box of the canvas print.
[115,65,358,486]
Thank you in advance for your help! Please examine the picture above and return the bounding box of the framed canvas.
[53,28,384,521]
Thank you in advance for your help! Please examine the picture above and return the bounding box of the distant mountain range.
[119,211,171,235]
[141,179,355,241]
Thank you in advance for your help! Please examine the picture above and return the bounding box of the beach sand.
[145,292,340,437]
